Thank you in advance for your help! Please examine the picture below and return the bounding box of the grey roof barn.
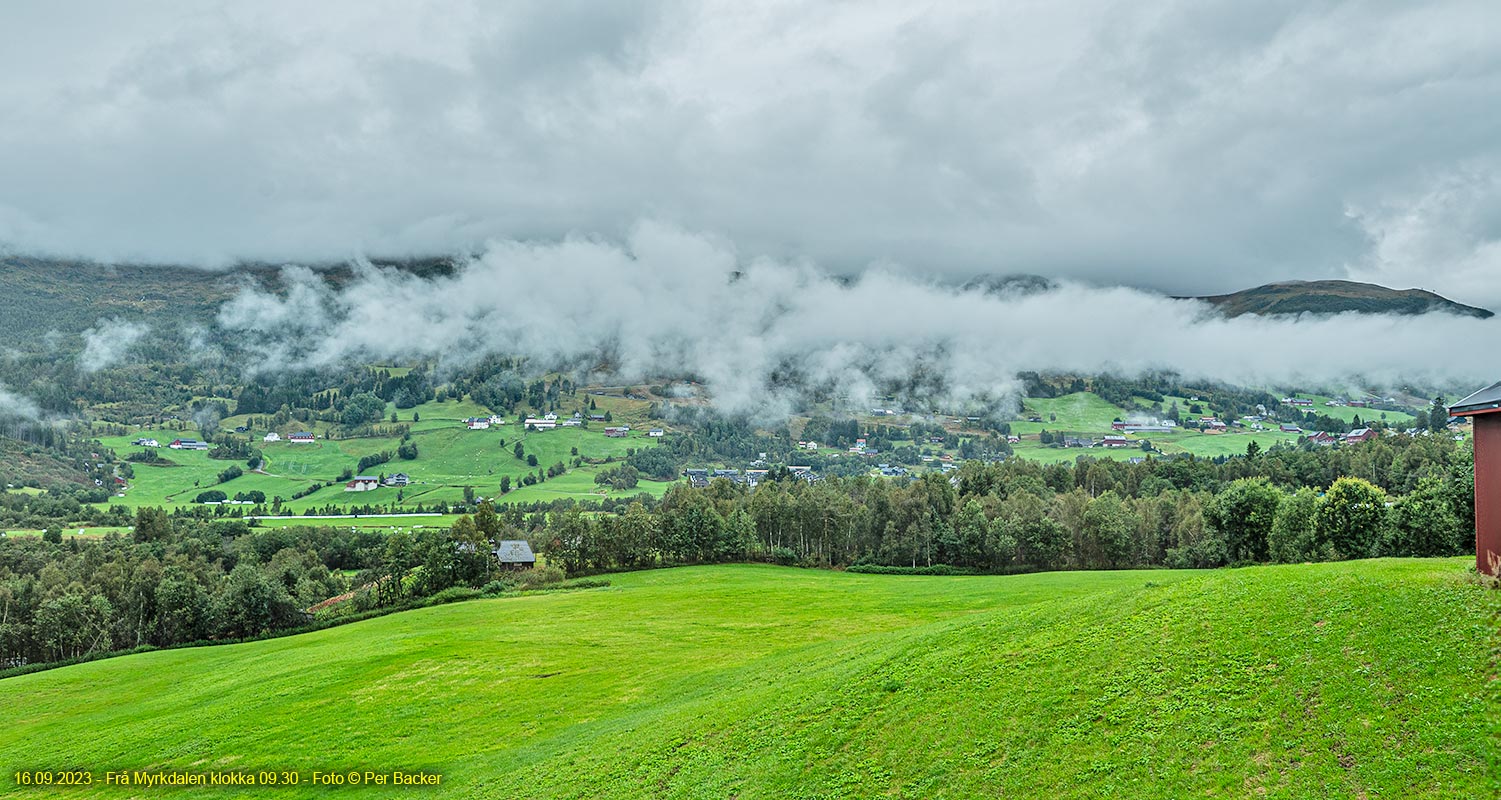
[493,540,536,567]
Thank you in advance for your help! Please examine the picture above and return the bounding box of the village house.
[523,417,557,430]
[648,429,664,437]
[1282,397,1313,407]
[344,476,380,492]
[1099,434,1132,448]
[604,426,629,438]
[289,431,315,444]
[382,473,410,487]
[493,540,536,569]
[683,469,710,488]
[133,437,160,447]
[262,432,280,442]
[1280,423,1302,433]
[1306,431,1337,446]
[464,417,491,430]
[561,417,583,427]
[168,439,209,450]
[1007,434,1020,443]
[1344,428,1378,444]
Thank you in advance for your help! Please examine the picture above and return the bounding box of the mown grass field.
[0,559,1492,798]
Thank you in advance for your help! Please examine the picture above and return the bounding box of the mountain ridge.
[1188,279,1493,319]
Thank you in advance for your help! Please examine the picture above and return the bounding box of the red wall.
[1473,414,1501,576]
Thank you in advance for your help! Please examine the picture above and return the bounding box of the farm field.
[0,559,1490,799]
[0,526,130,539]
[1003,392,1310,463]
[96,397,669,511]
[1286,394,1416,425]
[1010,392,1126,435]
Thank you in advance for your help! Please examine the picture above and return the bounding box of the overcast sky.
[2,1,1499,303]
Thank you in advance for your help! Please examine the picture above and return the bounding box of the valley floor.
[0,560,1494,798]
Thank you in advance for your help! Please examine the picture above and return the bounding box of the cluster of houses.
[683,466,818,488]
[262,431,315,443]
[461,412,661,439]
[1283,394,1398,410]
[1110,419,1178,433]
[344,473,411,492]
[168,439,208,450]
[524,413,558,429]
[1304,428,1379,446]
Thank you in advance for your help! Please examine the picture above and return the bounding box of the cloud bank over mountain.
[2,1,1499,305]
[214,224,1498,415]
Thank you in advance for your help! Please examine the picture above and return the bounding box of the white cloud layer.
[218,224,1501,415]
[2,1,1500,305]
[0,385,42,421]
[79,318,149,374]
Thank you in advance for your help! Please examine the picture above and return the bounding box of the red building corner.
[1450,381,1501,576]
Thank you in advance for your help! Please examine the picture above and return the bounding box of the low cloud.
[79,318,149,373]
[0,384,42,422]
[2,2,1500,303]
[217,224,1499,416]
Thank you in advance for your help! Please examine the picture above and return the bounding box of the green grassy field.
[1288,394,1416,425]
[0,559,1491,798]
[1011,392,1126,435]
[98,397,669,511]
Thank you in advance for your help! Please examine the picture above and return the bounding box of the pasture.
[0,559,1490,798]
[95,398,670,512]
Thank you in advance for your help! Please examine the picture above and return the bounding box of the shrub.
[1315,477,1388,560]
[514,564,566,589]
[426,587,482,606]
[481,579,517,596]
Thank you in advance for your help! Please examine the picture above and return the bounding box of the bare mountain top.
[1191,280,1493,319]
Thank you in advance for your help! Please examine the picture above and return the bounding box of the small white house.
[524,417,557,430]
[648,429,664,437]
[263,432,281,442]
[344,476,380,492]
[289,432,315,444]
[465,417,490,430]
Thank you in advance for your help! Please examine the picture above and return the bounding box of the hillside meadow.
[97,398,670,511]
[0,559,1493,798]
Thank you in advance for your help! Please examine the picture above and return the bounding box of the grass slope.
[0,560,1492,798]
[98,397,670,510]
